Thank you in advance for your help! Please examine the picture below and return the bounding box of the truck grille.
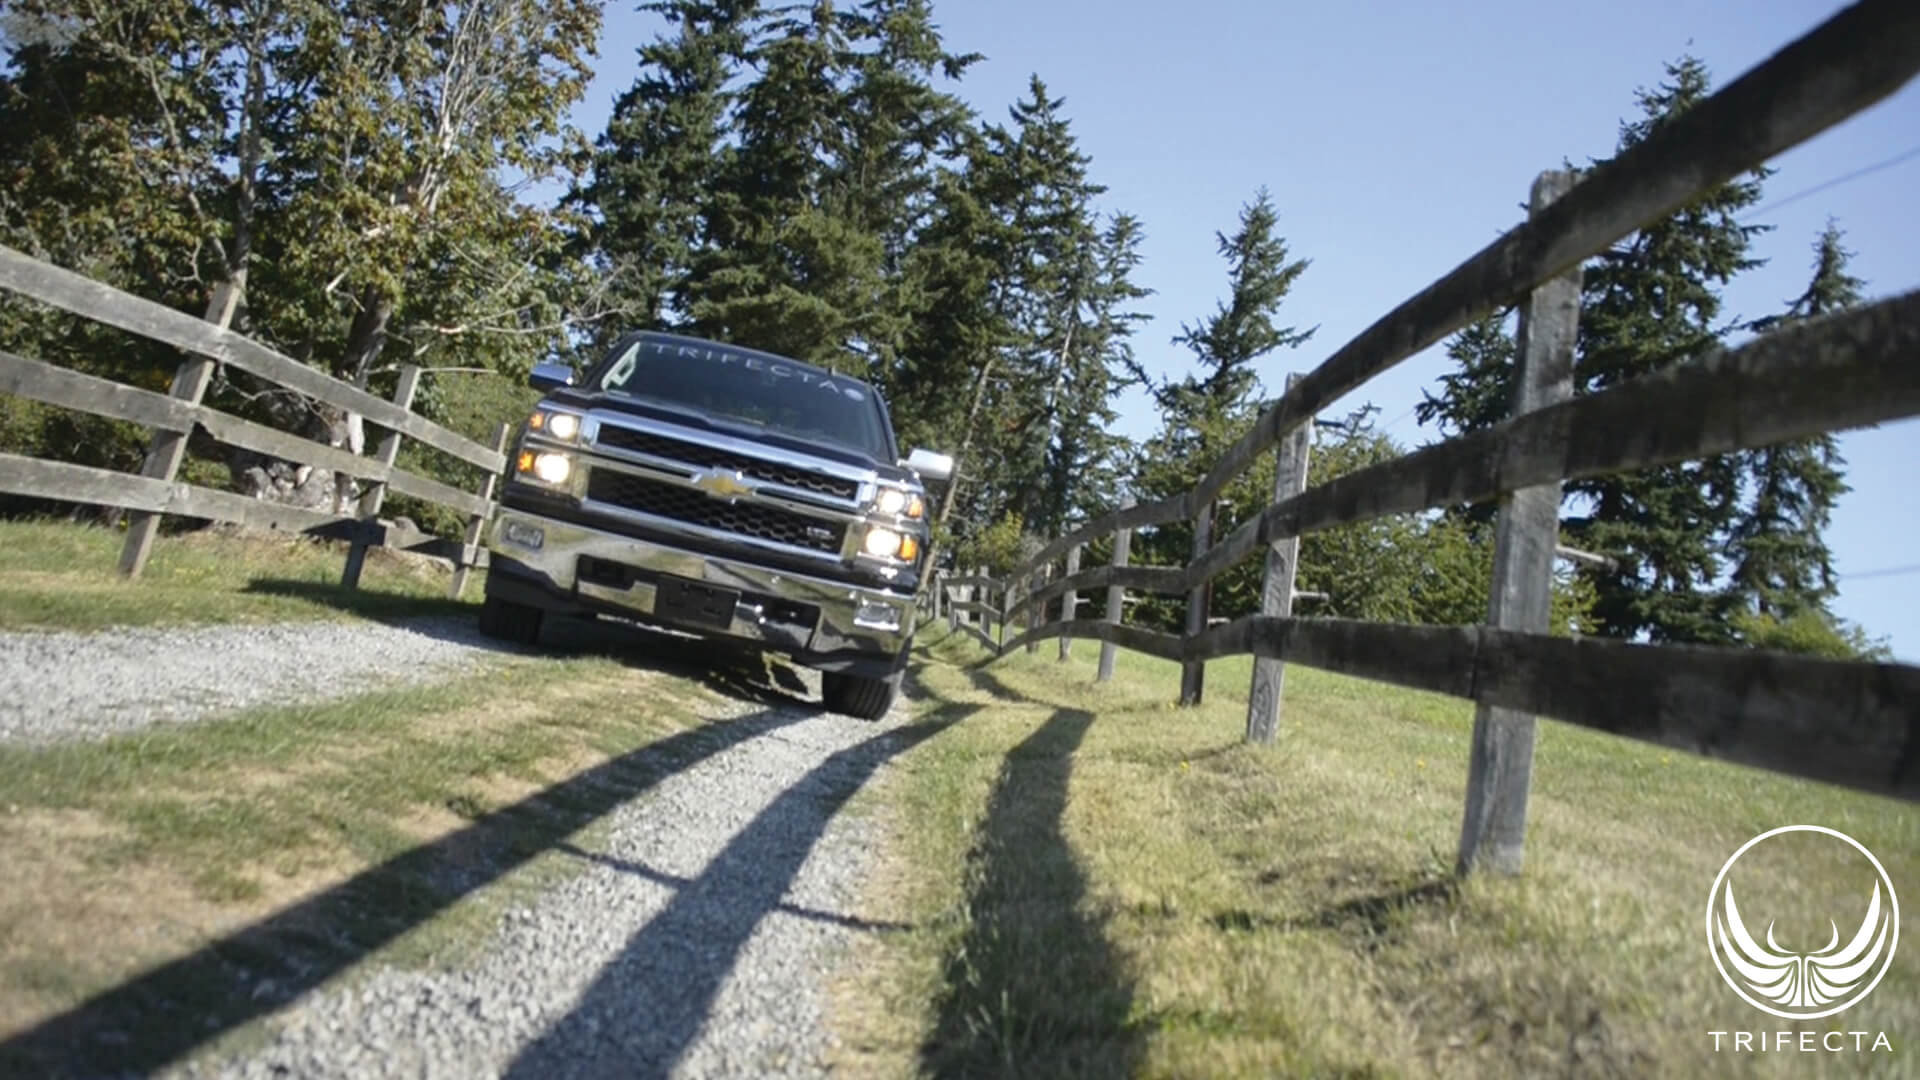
[593,426,861,501]
[585,470,848,554]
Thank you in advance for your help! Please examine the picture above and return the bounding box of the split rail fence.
[0,245,511,596]
[927,0,1920,875]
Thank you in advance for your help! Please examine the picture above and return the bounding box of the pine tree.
[687,1,882,368]
[1042,212,1153,528]
[1414,55,1776,645]
[1561,55,1769,645]
[1415,310,1516,441]
[572,0,756,337]
[1129,187,1313,627]
[1413,309,1516,525]
[1723,221,1860,621]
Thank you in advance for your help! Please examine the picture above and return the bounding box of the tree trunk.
[931,348,998,546]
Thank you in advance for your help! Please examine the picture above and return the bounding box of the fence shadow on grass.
[0,697,817,1079]
[918,678,1148,1079]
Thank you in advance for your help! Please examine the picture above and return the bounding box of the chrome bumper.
[484,508,916,670]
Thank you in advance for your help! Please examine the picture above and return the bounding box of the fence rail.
[0,244,511,593]
[932,0,1920,877]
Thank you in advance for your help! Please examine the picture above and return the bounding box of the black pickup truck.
[477,330,952,719]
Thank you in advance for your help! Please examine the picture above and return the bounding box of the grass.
[0,517,469,631]
[833,622,1920,1079]
[0,517,812,1071]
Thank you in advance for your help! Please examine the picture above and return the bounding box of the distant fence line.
[0,245,508,595]
[924,0,1920,877]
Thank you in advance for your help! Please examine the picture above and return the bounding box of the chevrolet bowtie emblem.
[690,467,754,501]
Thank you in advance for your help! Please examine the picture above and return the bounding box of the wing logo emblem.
[1706,825,1899,1019]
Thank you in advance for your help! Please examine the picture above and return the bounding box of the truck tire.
[478,594,543,646]
[822,669,900,720]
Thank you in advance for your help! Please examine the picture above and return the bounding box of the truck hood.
[546,389,920,488]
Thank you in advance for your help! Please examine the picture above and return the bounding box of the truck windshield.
[593,336,890,459]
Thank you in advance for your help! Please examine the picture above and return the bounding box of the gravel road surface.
[0,617,507,743]
[154,675,921,1080]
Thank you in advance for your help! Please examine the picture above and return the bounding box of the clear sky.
[571,0,1920,660]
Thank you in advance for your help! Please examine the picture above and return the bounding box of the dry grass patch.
[0,652,731,1040]
[835,624,1920,1079]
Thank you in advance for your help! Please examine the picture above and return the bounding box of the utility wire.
[1739,142,1920,222]
[1843,562,1920,581]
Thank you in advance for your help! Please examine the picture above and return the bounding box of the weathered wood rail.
[0,244,511,594]
[928,0,1920,875]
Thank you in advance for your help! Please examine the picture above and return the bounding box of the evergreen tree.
[1413,309,1516,525]
[685,0,873,367]
[572,0,756,337]
[1564,55,1770,645]
[1722,221,1859,621]
[1128,187,1313,627]
[1042,212,1153,529]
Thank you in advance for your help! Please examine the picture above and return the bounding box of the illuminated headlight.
[527,409,582,442]
[516,450,573,485]
[873,487,924,519]
[860,526,919,561]
[863,526,903,558]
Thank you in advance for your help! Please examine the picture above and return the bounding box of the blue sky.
[570,0,1920,660]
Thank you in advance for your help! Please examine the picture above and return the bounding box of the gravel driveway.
[1,615,934,1079]
[157,683,925,1080]
[0,617,508,743]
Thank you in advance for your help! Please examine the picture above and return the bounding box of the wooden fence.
[0,245,511,595]
[925,0,1920,875]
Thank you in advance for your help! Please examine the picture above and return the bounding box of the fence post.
[1457,169,1580,877]
[341,363,422,590]
[1025,561,1047,655]
[996,574,1011,655]
[1058,543,1081,662]
[1097,497,1134,682]
[449,421,511,600]
[1178,498,1214,706]
[116,280,241,578]
[1247,372,1313,744]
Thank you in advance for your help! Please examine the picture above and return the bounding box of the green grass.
[0,517,799,1057]
[836,621,1920,1079]
[0,517,469,631]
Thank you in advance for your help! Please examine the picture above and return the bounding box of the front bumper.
[484,508,916,678]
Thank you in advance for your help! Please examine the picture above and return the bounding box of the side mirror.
[529,361,575,392]
[901,447,954,483]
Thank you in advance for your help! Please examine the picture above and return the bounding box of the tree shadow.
[503,709,974,1080]
[0,703,818,1080]
[919,700,1147,1079]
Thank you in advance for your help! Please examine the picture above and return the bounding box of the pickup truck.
[477,330,952,720]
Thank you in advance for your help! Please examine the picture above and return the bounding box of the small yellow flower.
[1180,760,1190,770]
[1416,759,1427,769]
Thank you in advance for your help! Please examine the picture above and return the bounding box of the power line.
[1843,562,1920,582]
[1739,142,1920,222]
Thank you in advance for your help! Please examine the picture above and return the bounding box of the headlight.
[860,527,919,561]
[863,527,902,558]
[527,409,582,442]
[873,487,924,519]
[516,450,573,485]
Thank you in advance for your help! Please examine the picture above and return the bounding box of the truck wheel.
[822,669,900,720]
[478,595,543,646]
